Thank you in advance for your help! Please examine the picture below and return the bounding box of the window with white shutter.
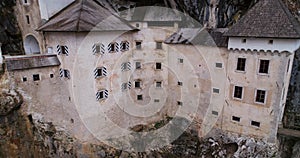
[57,45,69,56]
[94,67,107,78]
[59,68,71,79]
[108,42,119,53]
[96,90,108,101]
[121,81,132,91]
[120,41,129,52]
[121,62,131,71]
[92,43,105,55]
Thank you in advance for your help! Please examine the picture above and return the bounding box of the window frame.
[156,41,163,50]
[258,59,270,75]
[156,81,162,88]
[155,62,162,70]
[255,89,267,104]
[135,41,142,50]
[236,58,246,72]
[233,85,243,100]
[33,74,40,81]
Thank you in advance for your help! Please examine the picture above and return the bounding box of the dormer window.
[242,39,246,43]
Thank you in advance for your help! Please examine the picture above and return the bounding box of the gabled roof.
[38,0,135,32]
[165,28,228,47]
[4,54,60,71]
[224,0,300,38]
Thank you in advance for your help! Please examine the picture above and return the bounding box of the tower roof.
[224,0,300,38]
[38,0,135,32]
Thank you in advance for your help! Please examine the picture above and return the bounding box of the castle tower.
[223,0,300,142]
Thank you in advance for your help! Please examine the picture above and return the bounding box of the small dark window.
[259,60,270,74]
[26,15,30,24]
[212,111,218,116]
[50,74,54,78]
[237,58,246,71]
[178,58,183,63]
[232,116,241,122]
[24,0,28,3]
[120,41,129,52]
[256,89,266,103]
[136,41,142,50]
[242,39,246,43]
[33,74,40,81]
[154,99,160,102]
[178,82,183,86]
[156,81,162,88]
[268,40,273,44]
[177,101,183,106]
[233,86,243,99]
[251,121,260,127]
[22,77,27,82]
[135,80,141,88]
[156,42,162,49]
[213,88,219,94]
[156,62,162,70]
[136,23,140,27]
[137,95,143,100]
[110,43,115,52]
[216,63,223,68]
[136,62,141,69]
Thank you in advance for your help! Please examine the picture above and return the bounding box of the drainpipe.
[0,43,3,64]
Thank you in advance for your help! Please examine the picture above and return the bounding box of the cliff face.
[0,0,23,55]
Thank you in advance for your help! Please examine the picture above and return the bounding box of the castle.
[3,0,300,145]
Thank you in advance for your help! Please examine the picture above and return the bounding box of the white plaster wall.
[228,37,300,53]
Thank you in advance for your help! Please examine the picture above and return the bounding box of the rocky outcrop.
[0,0,23,55]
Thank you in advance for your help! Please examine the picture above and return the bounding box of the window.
[120,41,129,52]
[178,58,184,63]
[215,63,223,68]
[242,39,246,43]
[259,60,270,74]
[59,68,71,79]
[47,47,53,54]
[108,42,118,52]
[177,101,183,106]
[178,82,183,86]
[121,82,132,91]
[255,89,266,104]
[94,67,107,78]
[233,86,243,99]
[137,95,143,100]
[92,43,105,54]
[26,15,30,24]
[156,62,162,70]
[212,111,218,116]
[232,116,241,122]
[33,74,40,81]
[154,99,160,103]
[135,80,141,88]
[50,74,54,78]
[236,58,246,71]
[57,45,69,56]
[96,90,108,101]
[22,77,27,82]
[23,0,29,4]
[213,88,219,94]
[136,62,141,69]
[268,40,273,44]
[136,41,142,50]
[156,42,163,49]
[156,81,162,88]
[287,59,290,72]
[136,23,140,28]
[121,62,131,71]
[251,121,260,127]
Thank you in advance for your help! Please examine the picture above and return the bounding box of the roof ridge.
[76,0,85,32]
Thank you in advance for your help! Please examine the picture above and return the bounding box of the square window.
[268,40,273,44]
[50,74,54,78]
[242,39,246,43]
[136,62,141,69]
[177,101,183,106]
[237,58,246,71]
[178,82,183,86]
[156,62,162,70]
[215,63,223,68]
[251,121,260,127]
[135,80,141,88]
[213,88,219,94]
[259,60,270,74]
[136,41,142,50]
[232,116,241,122]
[22,77,27,82]
[178,58,184,63]
[233,86,243,99]
[156,81,162,88]
[33,74,40,81]
[156,42,163,49]
[212,111,218,116]
[256,89,266,104]
[137,95,143,100]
